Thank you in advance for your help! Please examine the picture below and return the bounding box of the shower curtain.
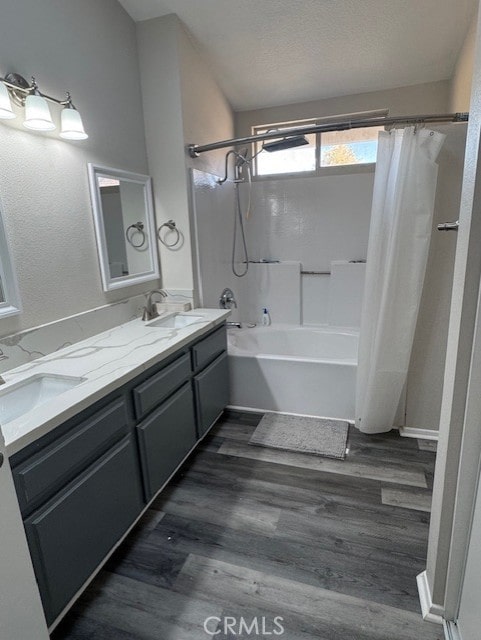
[355,126,445,434]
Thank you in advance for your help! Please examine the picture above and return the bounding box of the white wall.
[450,9,479,112]
[406,123,468,432]
[0,0,155,338]
[191,169,242,322]
[236,80,450,138]
[137,14,234,297]
[427,4,481,611]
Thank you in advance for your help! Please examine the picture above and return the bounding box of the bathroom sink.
[0,373,85,425]
[147,314,204,329]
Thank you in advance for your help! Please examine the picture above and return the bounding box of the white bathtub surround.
[328,261,366,327]
[242,262,301,325]
[356,127,445,434]
[228,325,358,420]
[0,309,229,456]
[192,168,373,327]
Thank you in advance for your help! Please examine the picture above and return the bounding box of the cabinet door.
[132,352,191,420]
[24,436,143,626]
[14,398,129,516]
[191,325,227,372]
[136,383,197,500]
[193,352,229,437]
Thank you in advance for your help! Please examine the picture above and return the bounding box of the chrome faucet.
[219,288,237,309]
[142,289,167,321]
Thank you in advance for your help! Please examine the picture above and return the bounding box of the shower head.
[262,135,309,152]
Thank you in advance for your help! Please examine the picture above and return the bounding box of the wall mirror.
[0,201,21,319]
[88,164,160,291]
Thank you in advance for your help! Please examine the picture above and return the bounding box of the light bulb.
[23,94,55,131]
[0,83,15,120]
[60,106,88,140]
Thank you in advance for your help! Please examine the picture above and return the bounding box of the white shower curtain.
[355,126,445,434]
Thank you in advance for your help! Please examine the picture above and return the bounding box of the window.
[252,116,384,177]
[254,124,316,175]
[320,127,384,167]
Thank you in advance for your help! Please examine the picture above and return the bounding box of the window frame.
[251,114,383,180]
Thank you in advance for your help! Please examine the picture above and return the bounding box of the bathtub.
[227,325,358,420]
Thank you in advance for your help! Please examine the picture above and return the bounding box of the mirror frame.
[0,199,22,319]
[88,163,160,292]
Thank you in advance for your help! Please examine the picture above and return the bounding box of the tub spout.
[226,321,242,329]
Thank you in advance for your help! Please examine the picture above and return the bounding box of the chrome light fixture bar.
[0,72,88,140]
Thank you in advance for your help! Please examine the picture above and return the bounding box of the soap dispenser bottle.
[261,308,271,326]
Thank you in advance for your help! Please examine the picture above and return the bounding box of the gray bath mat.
[249,413,349,459]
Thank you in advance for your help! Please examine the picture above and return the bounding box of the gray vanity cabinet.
[137,383,197,500]
[194,351,229,437]
[10,322,228,628]
[24,435,143,625]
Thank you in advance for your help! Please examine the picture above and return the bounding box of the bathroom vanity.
[2,310,229,627]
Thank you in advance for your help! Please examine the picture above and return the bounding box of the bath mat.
[249,413,349,459]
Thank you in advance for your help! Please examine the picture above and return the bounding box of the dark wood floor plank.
[152,479,282,535]
[217,440,428,487]
[276,507,428,560]
[153,513,425,611]
[175,452,431,527]
[52,613,146,640]
[105,532,189,590]
[181,447,386,502]
[54,413,438,640]
[64,571,222,640]
[209,420,256,442]
[382,486,433,512]
[222,409,263,426]
[174,555,443,640]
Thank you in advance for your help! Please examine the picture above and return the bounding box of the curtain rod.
[187,112,469,158]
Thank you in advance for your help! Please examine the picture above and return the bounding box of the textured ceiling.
[118,0,477,111]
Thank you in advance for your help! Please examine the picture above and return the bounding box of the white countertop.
[1,309,230,457]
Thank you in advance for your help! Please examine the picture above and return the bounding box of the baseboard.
[444,620,462,640]
[399,426,439,441]
[417,571,444,625]
[227,404,355,424]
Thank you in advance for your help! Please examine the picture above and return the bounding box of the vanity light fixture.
[23,79,55,131]
[0,83,15,119]
[0,72,88,140]
[60,94,88,140]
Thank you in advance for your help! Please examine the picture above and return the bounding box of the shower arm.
[217,149,249,184]
[188,112,469,158]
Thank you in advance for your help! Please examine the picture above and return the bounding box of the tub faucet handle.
[219,288,237,309]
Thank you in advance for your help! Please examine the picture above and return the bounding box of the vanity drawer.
[191,325,227,372]
[136,382,197,500]
[133,352,191,420]
[13,398,129,516]
[193,351,229,437]
[24,435,143,626]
